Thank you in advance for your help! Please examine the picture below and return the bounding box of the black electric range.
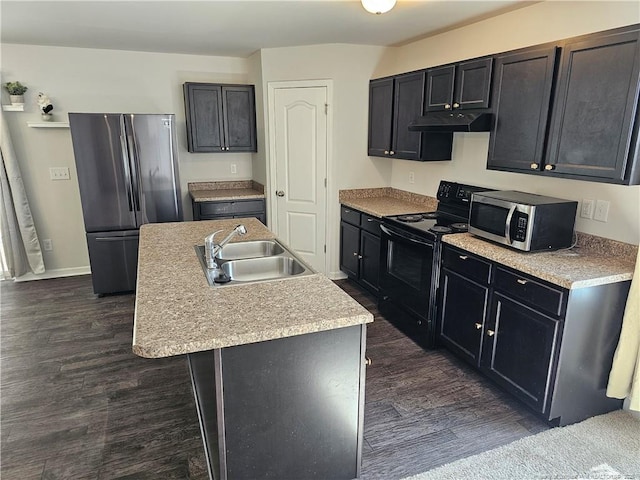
[378,180,488,348]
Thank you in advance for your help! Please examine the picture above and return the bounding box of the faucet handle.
[206,229,224,244]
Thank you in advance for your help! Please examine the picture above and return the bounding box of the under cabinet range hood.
[409,111,491,132]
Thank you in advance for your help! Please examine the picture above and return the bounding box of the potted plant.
[4,81,28,105]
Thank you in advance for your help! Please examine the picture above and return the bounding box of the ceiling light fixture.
[361,0,397,15]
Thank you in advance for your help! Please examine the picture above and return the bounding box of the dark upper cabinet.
[546,27,640,183]
[184,83,257,153]
[425,58,493,112]
[488,46,558,172]
[368,73,453,161]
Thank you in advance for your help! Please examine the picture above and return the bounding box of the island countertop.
[132,218,372,358]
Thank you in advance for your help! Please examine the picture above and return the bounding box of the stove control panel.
[437,181,488,204]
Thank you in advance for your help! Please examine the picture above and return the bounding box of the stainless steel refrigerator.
[69,113,182,295]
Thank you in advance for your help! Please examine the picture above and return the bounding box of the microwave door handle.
[380,225,432,247]
[505,205,517,244]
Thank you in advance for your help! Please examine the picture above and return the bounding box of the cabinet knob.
[453,102,460,109]
[444,104,451,110]
[459,255,468,260]
[530,163,539,170]
[358,255,363,259]
[516,278,528,285]
[353,252,358,256]
[365,357,372,366]
[276,190,285,197]
[544,164,555,171]
[384,150,389,155]
[487,329,495,337]
[475,323,482,330]
[390,151,395,155]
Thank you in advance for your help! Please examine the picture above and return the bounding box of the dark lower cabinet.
[188,324,367,480]
[481,293,560,414]
[339,206,381,295]
[192,198,266,224]
[438,244,628,426]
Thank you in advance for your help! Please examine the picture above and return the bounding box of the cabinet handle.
[544,164,555,171]
[453,102,460,109]
[444,104,451,110]
[475,323,482,330]
[487,329,495,337]
[390,151,395,155]
[516,278,528,285]
[365,357,372,366]
[353,252,358,256]
[459,255,468,260]
[530,163,539,170]
[367,218,374,222]
[358,255,363,259]
[384,150,389,154]
[344,209,351,213]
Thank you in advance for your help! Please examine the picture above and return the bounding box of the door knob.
[276,190,285,197]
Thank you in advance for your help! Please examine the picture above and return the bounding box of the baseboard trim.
[14,266,91,282]
[328,271,348,281]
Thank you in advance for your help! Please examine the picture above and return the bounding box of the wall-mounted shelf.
[3,104,24,112]
[27,122,70,128]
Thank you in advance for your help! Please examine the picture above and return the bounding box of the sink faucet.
[205,224,247,269]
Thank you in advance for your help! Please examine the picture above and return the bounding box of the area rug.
[402,410,640,480]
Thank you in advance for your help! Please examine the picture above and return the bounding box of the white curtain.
[607,247,640,411]
[0,109,45,278]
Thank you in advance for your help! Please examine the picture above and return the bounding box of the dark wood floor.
[1,275,549,479]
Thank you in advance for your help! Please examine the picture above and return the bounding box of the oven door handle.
[380,224,433,247]
[505,205,517,244]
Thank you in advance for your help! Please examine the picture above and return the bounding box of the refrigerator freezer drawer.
[87,231,139,295]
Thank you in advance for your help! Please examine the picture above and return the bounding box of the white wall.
[258,43,388,276]
[377,1,640,245]
[1,44,250,275]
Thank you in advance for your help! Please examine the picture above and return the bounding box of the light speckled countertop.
[189,180,265,202]
[339,187,438,217]
[443,233,636,289]
[132,218,372,358]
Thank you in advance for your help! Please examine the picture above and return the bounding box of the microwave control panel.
[512,212,529,241]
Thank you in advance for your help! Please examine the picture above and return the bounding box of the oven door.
[379,224,435,325]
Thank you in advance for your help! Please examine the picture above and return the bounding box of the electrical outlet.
[49,167,70,180]
[594,200,610,222]
[408,171,415,184]
[42,239,53,251]
[580,199,594,219]
[230,164,237,174]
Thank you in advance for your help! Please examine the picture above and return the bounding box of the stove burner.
[422,212,439,219]
[430,225,452,234]
[450,222,468,231]
[397,214,424,223]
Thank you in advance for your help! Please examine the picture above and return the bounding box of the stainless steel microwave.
[468,191,578,251]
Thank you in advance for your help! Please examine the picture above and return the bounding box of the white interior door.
[271,85,328,273]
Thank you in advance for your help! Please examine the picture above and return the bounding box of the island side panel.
[221,325,366,480]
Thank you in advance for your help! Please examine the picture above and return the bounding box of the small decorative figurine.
[37,92,53,120]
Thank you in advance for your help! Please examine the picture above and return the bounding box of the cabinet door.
[368,78,394,157]
[359,230,380,293]
[438,269,488,366]
[392,71,425,160]
[222,86,257,152]
[481,293,560,414]
[454,58,493,110]
[184,83,225,152]
[488,47,558,172]
[546,27,640,182]
[340,221,360,279]
[424,65,455,112]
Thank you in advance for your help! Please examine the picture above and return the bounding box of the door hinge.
[324,245,326,253]
[325,103,329,115]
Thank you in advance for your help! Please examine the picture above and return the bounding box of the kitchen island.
[133,218,373,480]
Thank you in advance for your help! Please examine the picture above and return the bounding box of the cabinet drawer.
[199,199,264,216]
[360,214,381,236]
[341,206,361,226]
[442,247,491,285]
[494,268,565,317]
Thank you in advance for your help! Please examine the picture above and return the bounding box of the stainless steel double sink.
[195,239,313,286]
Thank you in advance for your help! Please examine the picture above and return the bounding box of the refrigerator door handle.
[126,134,141,214]
[119,134,135,213]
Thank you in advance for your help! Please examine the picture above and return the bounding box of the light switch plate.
[594,200,610,222]
[50,167,70,180]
